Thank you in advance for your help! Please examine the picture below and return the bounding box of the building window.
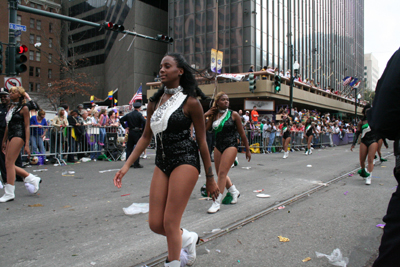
[29,82,34,92]
[16,35,21,42]
[49,23,53,33]
[49,38,53,48]
[37,5,42,10]
[29,66,34,76]
[30,19,35,28]
[48,53,52,63]
[48,69,52,79]
[17,15,22,25]
[36,52,41,62]
[36,83,41,92]
[29,34,34,44]
[30,3,35,8]
[36,67,41,77]
[36,35,41,44]
[37,20,41,30]
[29,51,34,60]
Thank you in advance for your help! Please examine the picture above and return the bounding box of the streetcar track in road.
[134,153,393,267]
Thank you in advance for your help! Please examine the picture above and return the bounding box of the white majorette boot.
[283,151,288,159]
[24,174,41,194]
[164,260,181,267]
[0,184,15,202]
[365,171,372,185]
[207,193,222,213]
[182,228,199,266]
[228,185,240,204]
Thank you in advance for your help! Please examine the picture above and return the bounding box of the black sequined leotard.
[151,94,200,176]
[360,122,378,148]
[6,104,26,141]
[213,110,238,153]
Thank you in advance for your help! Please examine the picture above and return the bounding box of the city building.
[64,0,168,105]
[364,53,379,91]
[168,0,364,94]
[0,0,62,109]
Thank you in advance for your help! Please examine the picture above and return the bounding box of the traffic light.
[104,22,125,32]
[249,73,256,93]
[15,44,28,74]
[156,34,174,43]
[274,74,281,93]
[0,44,3,73]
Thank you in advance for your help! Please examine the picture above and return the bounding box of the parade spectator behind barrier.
[98,109,107,146]
[50,107,68,160]
[89,109,100,161]
[268,122,277,153]
[0,86,41,202]
[243,110,250,123]
[262,119,271,153]
[251,106,259,123]
[107,110,119,133]
[30,109,48,160]
[261,66,268,79]
[66,110,82,163]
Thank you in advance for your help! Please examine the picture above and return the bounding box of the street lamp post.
[289,60,300,118]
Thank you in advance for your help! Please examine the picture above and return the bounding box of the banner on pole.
[211,48,217,73]
[217,50,223,74]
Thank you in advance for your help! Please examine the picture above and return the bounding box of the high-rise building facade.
[363,53,379,92]
[64,0,168,104]
[0,0,62,108]
[168,0,364,93]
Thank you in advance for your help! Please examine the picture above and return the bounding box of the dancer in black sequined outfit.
[281,115,292,158]
[204,92,251,213]
[113,53,219,267]
[0,87,41,203]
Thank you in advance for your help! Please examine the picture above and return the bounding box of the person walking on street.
[119,102,146,168]
[0,87,41,202]
[204,92,251,213]
[113,53,219,267]
[281,115,292,158]
[351,104,378,185]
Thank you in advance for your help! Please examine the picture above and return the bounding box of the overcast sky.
[364,0,400,76]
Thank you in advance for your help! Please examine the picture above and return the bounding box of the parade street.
[0,144,395,267]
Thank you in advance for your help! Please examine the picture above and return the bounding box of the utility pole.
[7,0,18,76]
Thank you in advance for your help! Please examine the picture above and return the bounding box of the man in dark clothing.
[66,109,82,163]
[367,48,400,266]
[119,102,146,168]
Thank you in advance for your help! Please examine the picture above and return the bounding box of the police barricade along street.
[26,125,59,165]
[238,129,354,154]
[59,125,125,163]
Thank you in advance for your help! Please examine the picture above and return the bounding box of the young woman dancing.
[351,104,378,185]
[281,115,292,158]
[0,86,41,202]
[113,53,219,267]
[304,118,316,155]
[204,92,251,213]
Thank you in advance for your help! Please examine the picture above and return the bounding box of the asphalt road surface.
[0,144,395,267]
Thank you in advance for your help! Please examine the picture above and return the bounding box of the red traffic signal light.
[156,34,174,43]
[104,22,124,32]
[16,44,28,54]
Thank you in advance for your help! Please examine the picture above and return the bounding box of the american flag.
[129,85,142,104]
[343,76,352,86]
[353,81,361,88]
[349,78,358,87]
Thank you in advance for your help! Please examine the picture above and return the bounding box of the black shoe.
[132,164,143,168]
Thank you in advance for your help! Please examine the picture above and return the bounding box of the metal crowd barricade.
[25,125,59,164]
[238,129,352,154]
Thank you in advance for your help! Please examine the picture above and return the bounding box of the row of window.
[28,82,41,92]
[29,18,54,33]
[29,67,53,79]
[29,34,53,48]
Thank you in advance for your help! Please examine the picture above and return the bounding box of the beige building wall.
[364,53,379,91]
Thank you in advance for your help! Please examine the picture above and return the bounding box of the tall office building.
[363,53,379,91]
[168,0,364,93]
[64,0,168,104]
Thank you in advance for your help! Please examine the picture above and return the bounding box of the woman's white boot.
[207,193,222,213]
[0,184,15,202]
[24,174,41,193]
[164,260,181,267]
[228,185,240,204]
[181,228,199,266]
